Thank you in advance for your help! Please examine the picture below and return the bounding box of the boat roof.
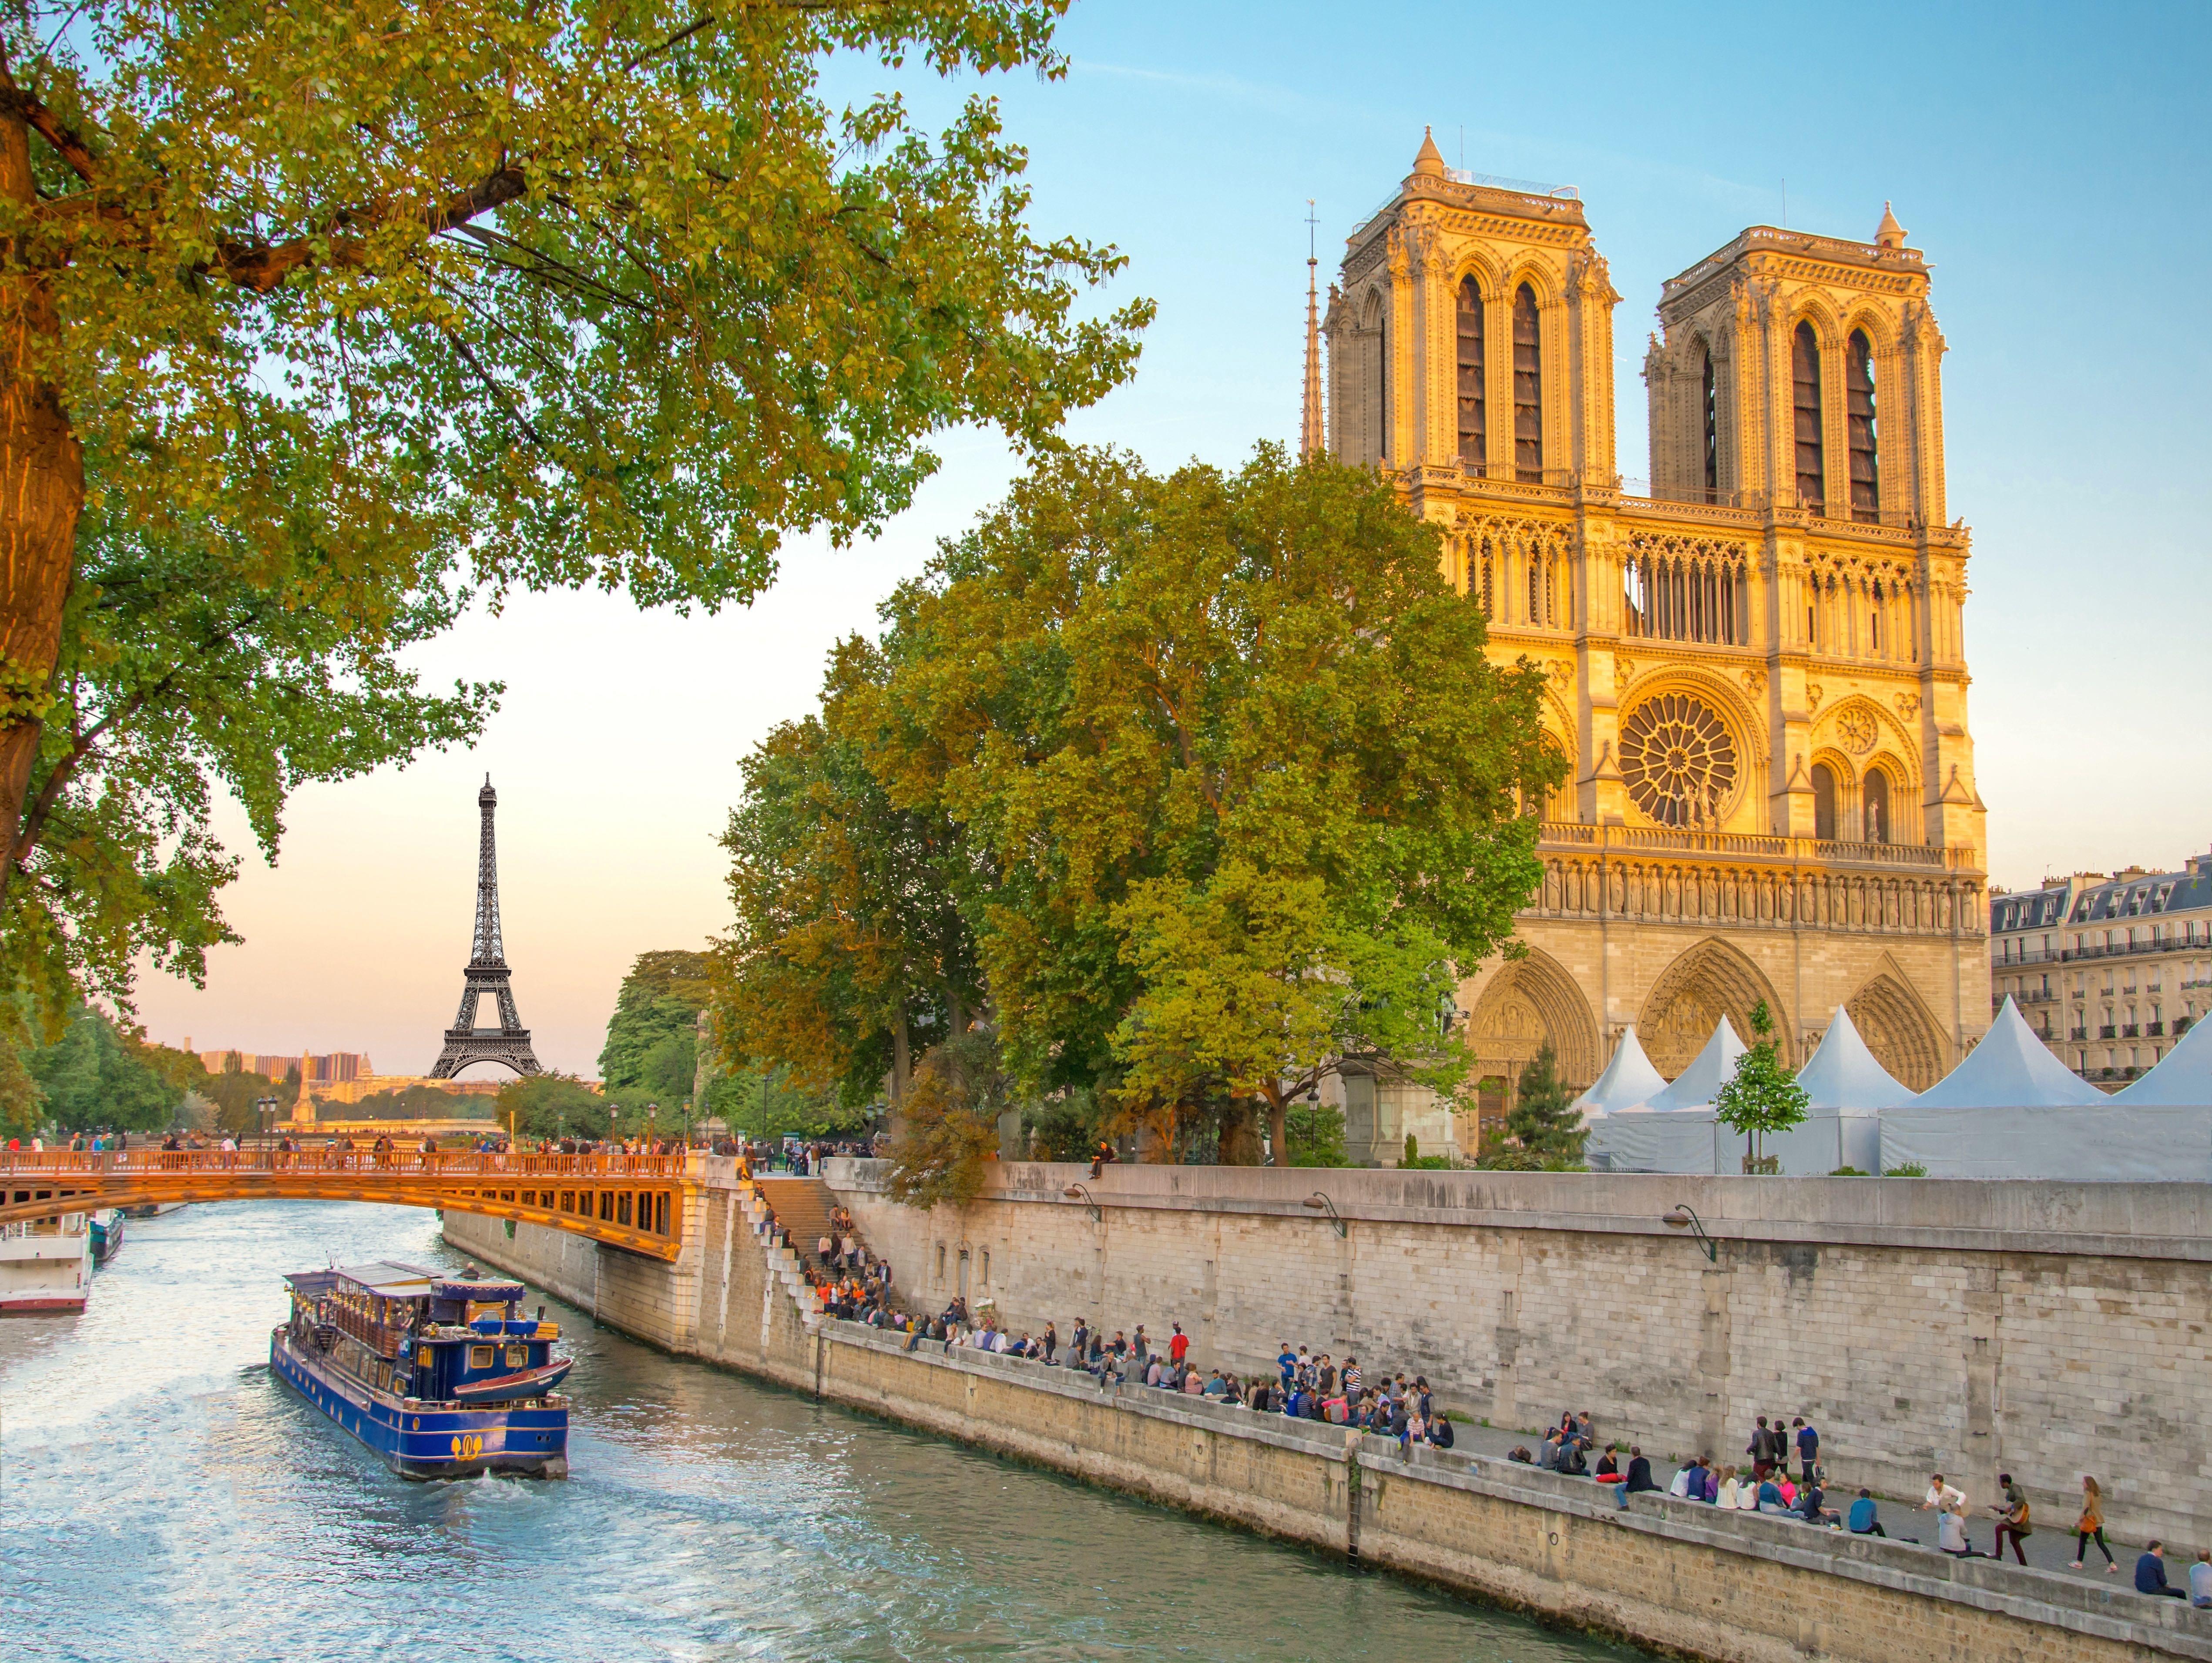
[335,1260,441,1296]
[433,1276,525,1301]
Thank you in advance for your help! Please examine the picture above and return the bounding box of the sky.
[134,0,2212,1077]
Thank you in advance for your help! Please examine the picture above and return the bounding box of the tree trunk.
[1266,1091,1289,1168]
[0,107,83,868]
[1218,1099,1264,1167]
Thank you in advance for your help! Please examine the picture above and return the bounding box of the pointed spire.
[1874,201,1907,250]
[1412,125,1447,179]
[1300,200,1325,459]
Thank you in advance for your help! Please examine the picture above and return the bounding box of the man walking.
[1792,1416,1819,1484]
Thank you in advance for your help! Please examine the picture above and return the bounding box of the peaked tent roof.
[1795,1006,1913,1112]
[2112,1013,2212,1105]
[1645,1017,1747,1111]
[1910,997,2107,1108]
[1572,1026,1668,1116]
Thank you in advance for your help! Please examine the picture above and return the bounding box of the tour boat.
[89,1209,124,1264]
[271,1260,571,1479]
[0,1211,94,1314]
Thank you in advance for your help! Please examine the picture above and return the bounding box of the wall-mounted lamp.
[1302,1191,1348,1239]
[1662,1203,1718,1264]
[1063,1183,1101,1224]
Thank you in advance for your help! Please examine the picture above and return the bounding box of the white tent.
[2112,1015,2212,1106]
[1641,1017,1745,1111]
[1907,997,2106,1108]
[1795,1006,1913,1111]
[1571,1026,1667,1117]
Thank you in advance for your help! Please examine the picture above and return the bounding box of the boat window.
[505,1344,527,1368]
[470,1344,494,1369]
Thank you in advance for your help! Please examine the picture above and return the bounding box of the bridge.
[0,1149,693,1261]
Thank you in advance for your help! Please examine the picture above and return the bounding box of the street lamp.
[1662,1204,1719,1264]
[1301,1191,1348,1239]
[255,1095,275,1143]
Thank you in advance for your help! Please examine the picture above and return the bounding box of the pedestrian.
[1169,1323,1188,1367]
[1747,1415,1771,1471]
[2137,1541,2187,1599]
[1042,1321,1058,1365]
[2071,1476,2116,1572]
[1277,1342,1297,1387]
[1341,1358,1361,1395]
[1989,1473,2032,1566]
[1792,1415,1819,1483]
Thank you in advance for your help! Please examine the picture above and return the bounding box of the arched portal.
[1845,971,1947,1091]
[1638,937,1789,1077]
[1464,947,1600,1131]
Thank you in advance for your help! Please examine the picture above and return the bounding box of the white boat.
[0,1211,94,1314]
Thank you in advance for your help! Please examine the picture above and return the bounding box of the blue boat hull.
[270,1328,569,1480]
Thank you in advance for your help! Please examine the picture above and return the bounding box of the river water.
[2,1201,1645,1662]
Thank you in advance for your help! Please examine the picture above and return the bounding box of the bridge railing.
[0,1149,694,1181]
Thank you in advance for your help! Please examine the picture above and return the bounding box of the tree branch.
[213,165,528,293]
[0,83,99,184]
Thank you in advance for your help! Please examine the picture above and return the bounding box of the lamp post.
[255,1095,275,1144]
[1301,1191,1348,1239]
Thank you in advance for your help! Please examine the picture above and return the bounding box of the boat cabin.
[283,1260,564,1405]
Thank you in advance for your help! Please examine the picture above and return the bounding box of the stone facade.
[1320,134,1988,1126]
[1993,854,2212,1086]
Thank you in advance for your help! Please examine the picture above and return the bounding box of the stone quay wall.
[443,1185,2212,1663]
[822,1161,2212,1550]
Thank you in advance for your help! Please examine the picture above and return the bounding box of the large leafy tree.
[715,638,983,1113]
[27,1004,191,1131]
[600,948,712,1098]
[856,445,1559,1161]
[0,0,1147,1106]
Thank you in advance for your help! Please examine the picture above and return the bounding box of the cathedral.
[1313,131,1990,1144]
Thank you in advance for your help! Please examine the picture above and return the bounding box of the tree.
[884,1033,1006,1208]
[497,1073,611,1140]
[1284,1102,1348,1168]
[1713,1000,1808,1173]
[1477,1042,1588,1170]
[27,1006,188,1131]
[853,445,1559,1163]
[600,949,712,1095]
[0,0,1148,1090]
[713,644,982,1115]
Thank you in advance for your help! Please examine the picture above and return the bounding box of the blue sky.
[137,2,2212,1075]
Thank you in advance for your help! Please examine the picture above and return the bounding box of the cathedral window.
[1700,345,1719,500]
[1792,321,1825,514]
[1847,329,1880,523]
[1619,694,1738,828]
[1811,762,1837,841]
[1478,539,1494,617]
[1457,277,1486,469]
[1621,542,1747,646]
[1364,291,1389,463]
[1863,767,1892,844]
[1869,587,1882,654]
[1512,283,1543,482]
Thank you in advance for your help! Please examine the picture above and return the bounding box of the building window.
[1456,277,1485,469]
[1846,329,1879,522]
[1700,344,1719,500]
[1371,293,1390,462]
[1810,762,1837,841]
[1477,538,1494,617]
[1863,768,1892,844]
[1512,283,1543,482]
[1792,321,1824,513]
[1619,694,1738,828]
[1622,543,1747,646]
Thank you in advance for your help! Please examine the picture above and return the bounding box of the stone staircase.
[732,1173,901,1337]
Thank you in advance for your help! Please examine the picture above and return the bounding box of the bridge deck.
[0,1149,696,1261]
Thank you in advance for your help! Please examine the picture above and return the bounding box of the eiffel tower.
[429,775,544,1078]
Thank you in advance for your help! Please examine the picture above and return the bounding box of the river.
[1,1200,1647,1662]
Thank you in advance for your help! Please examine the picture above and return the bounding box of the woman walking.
[2072,1476,2118,1572]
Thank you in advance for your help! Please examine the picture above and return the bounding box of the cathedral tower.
[1319,139,1987,1136]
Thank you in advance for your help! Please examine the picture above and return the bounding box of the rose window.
[1620,694,1738,828]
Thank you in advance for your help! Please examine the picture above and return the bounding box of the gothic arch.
[1464,945,1601,1097]
[1616,671,1767,830]
[1837,304,1900,354]
[1844,965,1947,1091]
[1638,937,1790,1077]
[1789,294,1844,349]
[1503,258,1562,309]
[1453,248,1504,298]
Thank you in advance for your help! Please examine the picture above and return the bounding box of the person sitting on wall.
[1595,1448,1623,1485]
[1846,1489,1886,1536]
[1428,1411,1455,1450]
[1507,1445,1534,1464]
[1756,1475,1790,1514]
[2138,1541,2188,1598]
[1666,1454,1700,1496]
[1537,1432,1564,1472]
[1797,1478,1840,1526]
[1623,1448,1661,1495]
